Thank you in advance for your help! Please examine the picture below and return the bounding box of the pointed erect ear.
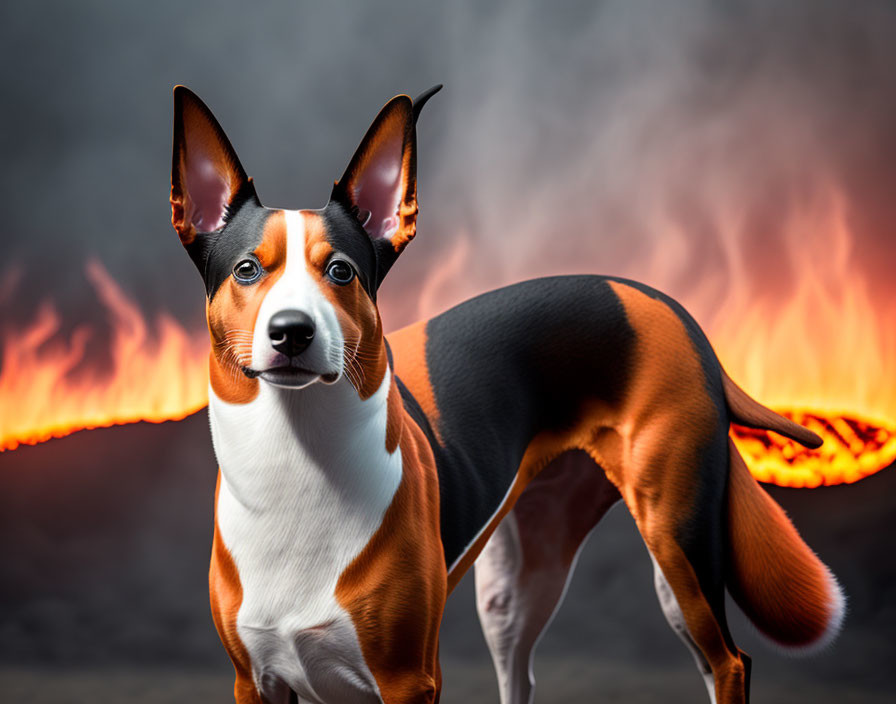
[170,86,251,245]
[331,85,441,258]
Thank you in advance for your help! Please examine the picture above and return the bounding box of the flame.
[0,260,209,451]
[410,185,895,487]
[704,187,896,486]
[1,185,893,488]
[732,410,896,488]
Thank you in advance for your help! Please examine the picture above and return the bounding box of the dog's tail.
[724,437,845,653]
[721,369,823,448]
[721,369,843,652]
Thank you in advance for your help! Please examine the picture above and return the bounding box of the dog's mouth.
[241,365,339,389]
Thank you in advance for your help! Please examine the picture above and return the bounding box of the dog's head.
[170,86,439,402]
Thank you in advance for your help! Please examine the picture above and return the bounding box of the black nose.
[268,309,316,357]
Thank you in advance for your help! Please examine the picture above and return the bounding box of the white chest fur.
[209,374,401,703]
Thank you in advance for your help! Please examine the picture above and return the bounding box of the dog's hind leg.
[650,551,719,703]
[474,450,620,704]
[617,426,750,704]
[592,278,752,703]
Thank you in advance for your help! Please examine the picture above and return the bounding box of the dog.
[169,85,844,704]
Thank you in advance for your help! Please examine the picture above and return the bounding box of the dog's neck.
[209,360,406,653]
[208,367,399,512]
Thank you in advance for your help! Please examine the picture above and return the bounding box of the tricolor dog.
[169,85,843,704]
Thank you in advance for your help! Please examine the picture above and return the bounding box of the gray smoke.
[1,1,895,701]
[2,0,894,338]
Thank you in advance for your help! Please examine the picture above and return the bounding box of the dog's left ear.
[331,85,441,275]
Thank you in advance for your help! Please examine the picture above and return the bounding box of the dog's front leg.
[332,424,447,704]
[367,667,441,704]
[209,480,265,704]
[232,669,264,704]
[340,563,446,704]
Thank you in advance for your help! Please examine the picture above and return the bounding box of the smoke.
[1,2,896,694]
[381,0,896,330]
[1,0,894,339]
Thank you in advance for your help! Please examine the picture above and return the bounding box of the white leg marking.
[475,514,597,704]
[475,511,531,704]
[474,453,620,704]
[649,552,717,704]
[475,511,590,704]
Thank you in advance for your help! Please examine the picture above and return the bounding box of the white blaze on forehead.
[282,209,310,286]
[250,209,343,373]
[270,208,311,300]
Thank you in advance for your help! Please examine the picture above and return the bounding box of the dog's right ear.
[170,86,252,246]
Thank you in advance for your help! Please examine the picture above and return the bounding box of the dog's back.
[390,274,843,703]
[389,275,637,570]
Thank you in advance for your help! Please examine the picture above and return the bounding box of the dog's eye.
[326,259,355,285]
[233,259,262,284]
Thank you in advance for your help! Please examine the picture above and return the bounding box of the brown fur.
[385,378,403,454]
[207,212,288,404]
[334,395,446,703]
[210,473,261,704]
[387,321,444,445]
[722,370,823,448]
[304,213,389,399]
[726,438,836,647]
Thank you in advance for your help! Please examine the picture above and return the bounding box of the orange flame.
[732,410,895,488]
[1,184,893,489]
[412,187,896,488]
[704,188,896,486]
[0,260,209,451]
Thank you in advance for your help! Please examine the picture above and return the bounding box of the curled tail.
[722,369,822,448]
[725,438,845,653]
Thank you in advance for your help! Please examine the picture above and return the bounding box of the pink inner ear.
[353,132,403,240]
[185,150,231,232]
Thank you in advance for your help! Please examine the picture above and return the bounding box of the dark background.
[1,1,894,702]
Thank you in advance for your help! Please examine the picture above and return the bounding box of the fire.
[705,187,896,487]
[732,410,896,488]
[412,186,896,488]
[1,185,893,489]
[0,260,209,451]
